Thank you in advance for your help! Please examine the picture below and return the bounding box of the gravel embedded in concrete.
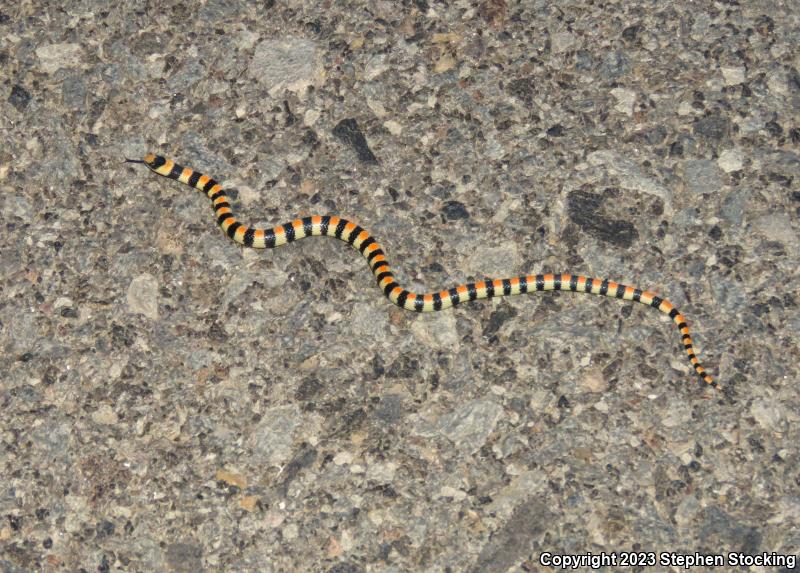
[1,1,799,571]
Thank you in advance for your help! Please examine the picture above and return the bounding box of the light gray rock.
[248,38,324,97]
[127,273,159,319]
[683,159,723,194]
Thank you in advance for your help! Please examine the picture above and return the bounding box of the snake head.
[125,154,166,170]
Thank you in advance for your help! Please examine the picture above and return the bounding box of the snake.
[127,153,718,390]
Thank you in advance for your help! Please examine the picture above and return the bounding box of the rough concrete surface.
[1,1,799,572]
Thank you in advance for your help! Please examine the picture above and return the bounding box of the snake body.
[129,153,718,389]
